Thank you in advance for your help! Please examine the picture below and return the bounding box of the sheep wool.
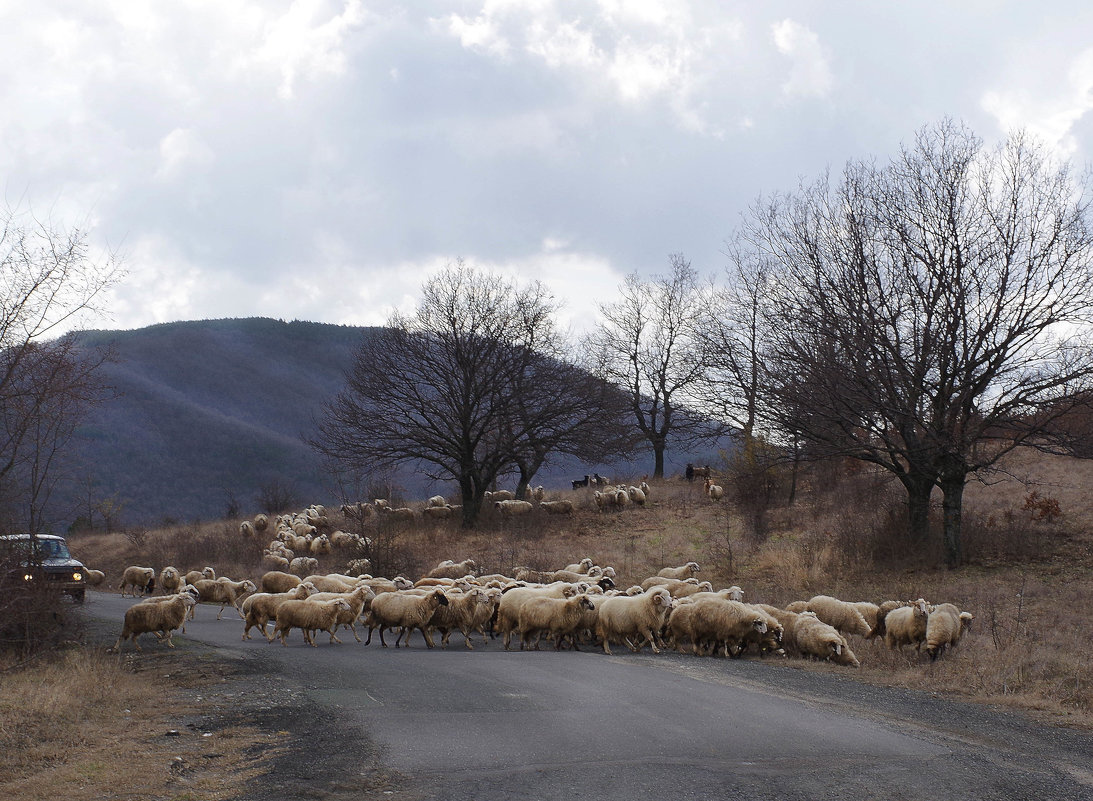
[108,593,197,653]
[925,602,974,660]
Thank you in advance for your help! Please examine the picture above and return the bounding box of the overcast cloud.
[4,1,1093,335]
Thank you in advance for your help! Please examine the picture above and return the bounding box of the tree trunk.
[653,443,666,479]
[939,474,966,568]
[901,471,935,543]
[459,475,481,529]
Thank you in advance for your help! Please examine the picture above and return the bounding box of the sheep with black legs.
[671,598,768,658]
[496,583,582,649]
[426,587,494,649]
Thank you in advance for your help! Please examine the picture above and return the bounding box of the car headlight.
[72,571,83,581]
[22,572,34,582]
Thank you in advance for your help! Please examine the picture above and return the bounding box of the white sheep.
[517,595,597,651]
[85,568,106,586]
[366,589,450,648]
[239,520,255,538]
[426,587,494,649]
[241,582,318,641]
[309,534,332,555]
[628,486,647,506]
[656,562,701,580]
[184,567,216,585]
[793,611,860,667]
[108,593,197,652]
[158,566,182,595]
[539,500,574,515]
[494,499,533,516]
[484,490,515,503]
[261,552,290,572]
[118,566,156,597]
[704,478,724,501]
[289,556,319,576]
[640,479,651,498]
[562,558,595,574]
[253,513,269,532]
[426,558,478,580]
[300,573,358,593]
[805,595,873,638]
[422,505,453,520]
[925,602,974,660]
[380,506,415,522]
[273,598,353,646]
[884,599,930,653]
[530,485,545,502]
[427,494,447,508]
[192,577,257,620]
[496,583,581,648]
[303,585,378,643]
[595,587,674,655]
[260,570,302,594]
[671,598,768,657]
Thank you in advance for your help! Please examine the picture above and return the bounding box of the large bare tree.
[0,207,121,532]
[742,119,1093,565]
[314,263,629,527]
[591,254,713,478]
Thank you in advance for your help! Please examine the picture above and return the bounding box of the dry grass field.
[3,446,1091,798]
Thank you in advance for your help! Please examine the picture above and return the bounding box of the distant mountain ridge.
[56,317,729,527]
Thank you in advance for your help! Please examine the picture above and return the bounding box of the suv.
[0,533,88,603]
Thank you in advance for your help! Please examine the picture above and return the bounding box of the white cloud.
[771,19,833,99]
[155,128,214,180]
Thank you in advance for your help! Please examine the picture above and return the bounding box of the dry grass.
[39,442,1093,801]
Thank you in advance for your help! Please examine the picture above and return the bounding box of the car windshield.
[35,539,70,559]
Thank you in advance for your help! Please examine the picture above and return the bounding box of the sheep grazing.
[539,500,574,515]
[595,587,674,655]
[739,604,785,658]
[366,589,450,648]
[495,499,533,516]
[793,612,860,667]
[192,577,257,620]
[925,602,975,660]
[805,595,873,638]
[754,604,804,656]
[426,558,478,580]
[517,595,597,651]
[118,566,156,597]
[656,562,701,580]
[108,593,197,653]
[262,552,291,572]
[273,598,353,646]
[158,566,182,595]
[849,601,882,638]
[703,478,724,501]
[241,582,318,641]
[883,599,931,653]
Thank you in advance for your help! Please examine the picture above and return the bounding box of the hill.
[57,318,729,526]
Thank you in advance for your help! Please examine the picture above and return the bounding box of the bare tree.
[0,207,121,533]
[591,254,714,478]
[742,119,1093,566]
[314,263,623,527]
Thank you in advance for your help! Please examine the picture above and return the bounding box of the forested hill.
[66,318,373,525]
[58,317,729,527]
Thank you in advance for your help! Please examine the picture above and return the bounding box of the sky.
[4,1,1093,337]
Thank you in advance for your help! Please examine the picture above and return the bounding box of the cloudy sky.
[4,1,1093,335]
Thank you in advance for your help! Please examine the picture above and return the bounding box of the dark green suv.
[0,533,88,603]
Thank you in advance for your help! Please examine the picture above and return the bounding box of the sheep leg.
[348,622,362,643]
[420,626,436,648]
[327,628,343,645]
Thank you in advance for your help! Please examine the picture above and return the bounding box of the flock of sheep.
[103,551,974,670]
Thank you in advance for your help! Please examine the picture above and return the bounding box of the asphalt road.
[87,591,1093,801]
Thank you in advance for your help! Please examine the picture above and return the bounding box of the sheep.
[422,505,453,520]
[793,612,860,667]
[849,601,882,638]
[704,478,724,501]
[484,490,515,503]
[253,513,269,532]
[289,556,319,576]
[671,598,768,658]
[640,575,699,591]
[426,558,478,580]
[345,558,372,575]
[240,582,318,641]
[192,578,257,620]
[261,552,290,572]
[184,567,216,585]
[366,589,450,648]
[925,602,975,660]
[380,506,415,522]
[273,598,353,646]
[539,499,574,515]
[530,485,545,501]
[427,494,447,508]
[884,599,930,653]
[739,604,785,658]
[495,499,533,516]
[593,490,616,512]
[84,568,106,586]
[240,520,255,538]
[426,587,494,649]
[562,558,595,574]
[359,575,415,595]
[118,566,156,597]
[595,587,674,655]
[497,583,582,649]
[158,566,182,595]
[784,600,809,613]
[627,486,646,506]
[108,593,197,652]
[656,562,701,580]
[260,570,302,594]
[805,595,873,638]
[755,604,804,656]
[304,585,378,643]
[640,479,651,498]
[373,498,390,509]
[517,595,597,651]
[668,580,715,599]
[309,534,332,555]
[341,501,374,520]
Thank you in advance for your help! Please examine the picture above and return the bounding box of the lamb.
[289,556,319,576]
[240,582,318,641]
[494,499,533,516]
[595,587,674,655]
[704,478,724,501]
[924,602,975,660]
[118,566,156,597]
[192,577,257,620]
[883,599,931,652]
[303,585,378,643]
[539,500,574,515]
[805,595,873,638]
[158,566,182,595]
[517,595,597,651]
[656,562,701,580]
[108,593,197,652]
[260,570,303,594]
[672,598,768,658]
[184,567,216,585]
[366,589,450,648]
[426,587,494,649]
[273,598,353,646]
[426,559,478,579]
[793,611,860,667]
